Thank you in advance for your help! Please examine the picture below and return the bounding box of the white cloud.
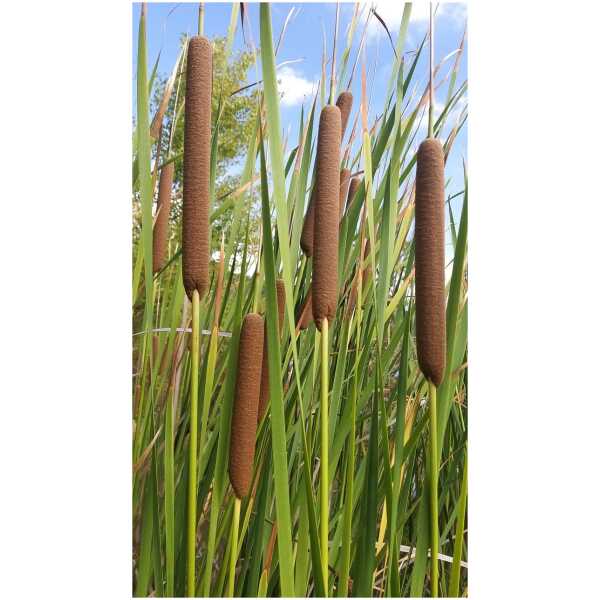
[276,66,317,107]
[366,2,467,38]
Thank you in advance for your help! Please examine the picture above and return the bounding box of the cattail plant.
[300,91,352,258]
[182,35,212,302]
[297,285,313,330]
[311,50,343,595]
[227,312,264,596]
[257,279,285,422]
[312,105,341,331]
[300,186,317,257]
[152,162,174,274]
[336,90,353,139]
[182,33,213,598]
[345,175,361,214]
[415,138,446,387]
[229,313,264,497]
[415,6,445,596]
[338,167,351,219]
[132,2,469,596]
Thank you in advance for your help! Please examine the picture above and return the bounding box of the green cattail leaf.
[258,129,295,597]
[437,169,468,451]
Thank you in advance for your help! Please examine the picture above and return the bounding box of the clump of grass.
[133,3,468,597]
[152,162,174,274]
[182,35,212,301]
[257,278,285,423]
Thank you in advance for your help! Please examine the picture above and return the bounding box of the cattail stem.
[227,497,241,597]
[198,3,204,36]
[428,3,435,139]
[330,3,340,105]
[429,380,439,597]
[186,289,201,597]
[338,273,362,596]
[320,316,329,595]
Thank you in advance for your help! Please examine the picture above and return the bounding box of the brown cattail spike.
[346,176,361,214]
[297,285,313,330]
[363,238,372,285]
[338,168,351,221]
[229,313,264,498]
[312,105,342,331]
[300,186,316,257]
[153,162,175,274]
[257,279,286,423]
[336,91,353,139]
[415,138,446,386]
[183,36,212,301]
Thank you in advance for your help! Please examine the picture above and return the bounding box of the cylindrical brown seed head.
[346,176,361,213]
[275,278,286,332]
[300,186,316,257]
[336,91,353,139]
[415,138,446,386]
[229,313,264,498]
[257,279,286,423]
[338,168,351,221]
[297,286,313,330]
[362,238,372,285]
[312,105,342,331]
[153,162,175,274]
[183,36,212,301]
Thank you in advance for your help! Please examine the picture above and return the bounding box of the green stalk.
[428,4,435,139]
[320,317,329,595]
[186,290,200,597]
[164,384,175,597]
[199,325,218,481]
[429,381,439,597]
[338,286,363,596]
[227,498,241,597]
[449,454,468,597]
[198,3,204,37]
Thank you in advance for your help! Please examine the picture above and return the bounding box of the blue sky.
[132,2,467,248]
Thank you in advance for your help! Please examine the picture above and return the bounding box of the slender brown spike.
[275,278,286,332]
[338,168,351,221]
[297,285,313,330]
[229,313,264,499]
[257,279,286,423]
[152,162,175,274]
[415,137,446,386]
[312,105,342,331]
[336,90,353,139]
[182,35,212,301]
[345,176,361,214]
[300,186,316,257]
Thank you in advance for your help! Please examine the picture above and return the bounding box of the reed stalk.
[186,289,200,597]
[429,381,439,597]
[320,316,329,595]
[227,497,241,597]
